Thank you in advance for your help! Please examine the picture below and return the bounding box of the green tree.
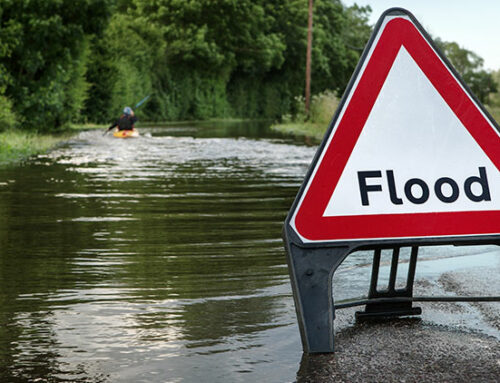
[84,10,165,122]
[310,1,371,94]
[227,1,372,119]
[0,0,374,127]
[137,0,285,73]
[0,0,111,131]
[130,0,290,120]
[0,5,21,129]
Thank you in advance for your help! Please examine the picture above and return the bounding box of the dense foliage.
[0,1,498,131]
[0,0,111,131]
[88,0,374,123]
[0,0,373,130]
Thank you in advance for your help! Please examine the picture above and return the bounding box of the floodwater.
[0,121,498,382]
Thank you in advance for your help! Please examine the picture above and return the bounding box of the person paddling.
[106,107,137,133]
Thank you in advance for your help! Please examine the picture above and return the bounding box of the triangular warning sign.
[289,9,500,243]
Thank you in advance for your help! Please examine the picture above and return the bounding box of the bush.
[286,90,339,124]
[270,90,340,142]
[0,0,110,131]
[227,74,293,120]
[0,95,17,131]
[310,90,339,125]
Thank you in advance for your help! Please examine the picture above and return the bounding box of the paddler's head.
[123,106,133,116]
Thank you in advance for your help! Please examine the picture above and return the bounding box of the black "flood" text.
[357,167,491,206]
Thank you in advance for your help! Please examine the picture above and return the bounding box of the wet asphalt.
[295,261,499,382]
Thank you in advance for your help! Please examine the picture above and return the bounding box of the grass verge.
[270,122,326,143]
[272,93,500,143]
[0,124,107,165]
[270,90,338,143]
[0,130,67,164]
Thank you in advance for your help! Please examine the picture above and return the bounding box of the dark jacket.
[110,114,138,131]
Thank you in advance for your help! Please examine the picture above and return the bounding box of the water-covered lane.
[0,122,314,382]
[0,122,498,382]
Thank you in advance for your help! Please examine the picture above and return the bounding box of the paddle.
[134,95,151,109]
[103,95,152,136]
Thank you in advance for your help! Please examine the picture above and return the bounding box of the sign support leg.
[356,246,421,320]
[285,243,350,353]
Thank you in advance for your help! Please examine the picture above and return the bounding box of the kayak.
[113,129,139,138]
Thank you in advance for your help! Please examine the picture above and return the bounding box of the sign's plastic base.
[355,306,422,321]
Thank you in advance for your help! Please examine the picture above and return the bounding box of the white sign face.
[324,46,500,217]
[289,13,500,243]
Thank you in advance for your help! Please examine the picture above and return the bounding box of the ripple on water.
[0,124,498,383]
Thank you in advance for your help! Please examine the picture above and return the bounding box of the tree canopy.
[0,0,111,130]
[0,1,498,131]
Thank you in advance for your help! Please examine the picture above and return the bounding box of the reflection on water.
[0,121,498,382]
[0,122,310,382]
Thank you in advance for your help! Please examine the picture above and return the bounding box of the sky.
[342,0,500,70]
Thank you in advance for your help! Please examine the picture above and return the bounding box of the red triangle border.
[292,16,500,242]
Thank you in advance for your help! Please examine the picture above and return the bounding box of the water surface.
[0,121,498,382]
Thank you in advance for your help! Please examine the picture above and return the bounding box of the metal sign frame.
[283,8,500,353]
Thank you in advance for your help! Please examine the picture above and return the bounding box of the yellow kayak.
[113,129,139,138]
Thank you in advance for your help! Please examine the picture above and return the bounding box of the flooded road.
[0,121,498,382]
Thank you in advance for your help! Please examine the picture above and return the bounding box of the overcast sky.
[342,0,500,70]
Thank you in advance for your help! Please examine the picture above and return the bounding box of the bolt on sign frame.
[283,8,500,353]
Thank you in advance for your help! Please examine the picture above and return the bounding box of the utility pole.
[305,0,313,116]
